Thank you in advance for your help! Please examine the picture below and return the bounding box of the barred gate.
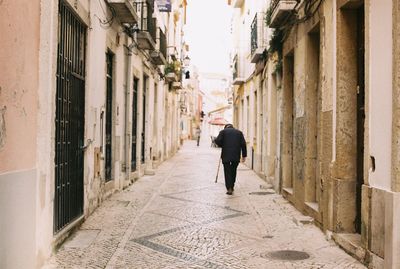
[54,0,86,233]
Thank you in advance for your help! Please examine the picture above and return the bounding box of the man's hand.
[241,157,246,163]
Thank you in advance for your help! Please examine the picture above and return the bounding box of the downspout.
[124,34,136,185]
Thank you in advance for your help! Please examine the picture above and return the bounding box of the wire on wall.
[94,0,116,29]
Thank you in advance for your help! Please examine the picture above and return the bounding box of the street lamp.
[183,55,191,67]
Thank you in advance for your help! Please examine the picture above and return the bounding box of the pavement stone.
[43,140,366,269]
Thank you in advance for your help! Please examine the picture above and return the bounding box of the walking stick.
[215,158,221,183]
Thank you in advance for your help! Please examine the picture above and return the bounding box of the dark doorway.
[54,0,86,233]
[105,51,114,182]
[141,76,148,164]
[308,24,321,204]
[282,53,294,190]
[131,78,139,171]
[355,6,365,234]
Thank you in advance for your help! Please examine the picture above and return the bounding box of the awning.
[208,117,229,126]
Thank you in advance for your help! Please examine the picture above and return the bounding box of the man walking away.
[195,126,201,147]
[214,124,247,195]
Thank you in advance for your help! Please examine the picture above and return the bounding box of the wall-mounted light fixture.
[183,55,191,67]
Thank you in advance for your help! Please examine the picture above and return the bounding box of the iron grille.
[270,0,280,12]
[135,1,157,43]
[141,77,147,164]
[159,28,167,58]
[105,52,113,182]
[251,13,258,55]
[131,78,139,170]
[54,0,86,233]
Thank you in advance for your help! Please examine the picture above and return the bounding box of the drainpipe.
[124,34,136,186]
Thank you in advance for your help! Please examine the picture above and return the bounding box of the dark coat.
[214,127,247,162]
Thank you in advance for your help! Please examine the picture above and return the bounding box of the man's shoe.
[226,188,233,195]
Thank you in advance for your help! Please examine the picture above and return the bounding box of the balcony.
[269,0,298,28]
[134,1,156,50]
[106,0,139,24]
[167,46,178,61]
[172,81,182,90]
[150,28,167,65]
[250,13,266,63]
[164,61,179,82]
[165,72,178,82]
[232,54,244,85]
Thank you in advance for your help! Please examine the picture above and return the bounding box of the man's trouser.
[223,161,239,190]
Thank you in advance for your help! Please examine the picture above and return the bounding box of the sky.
[185,0,233,75]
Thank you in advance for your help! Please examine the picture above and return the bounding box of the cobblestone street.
[43,139,366,269]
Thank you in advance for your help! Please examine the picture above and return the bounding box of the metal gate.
[141,77,147,164]
[105,52,114,181]
[54,1,86,233]
[131,78,139,170]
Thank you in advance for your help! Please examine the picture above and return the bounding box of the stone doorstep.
[304,201,323,225]
[282,187,294,195]
[332,233,367,263]
[63,229,100,249]
[144,168,156,176]
[292,215,314,226]
[256,171,267,180]
[52,216,85,251]
[259,183,273,190]
[367,251,385,269]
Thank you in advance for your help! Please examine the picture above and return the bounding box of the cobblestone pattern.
[43,140,366,269]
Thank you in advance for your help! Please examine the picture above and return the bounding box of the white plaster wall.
[36,0,59,264]
[0,170,37,269]
[85,0,118,209]
[368,0,393,190]
[145,74,155,169]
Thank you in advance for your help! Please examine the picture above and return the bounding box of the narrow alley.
[44,138,365,269]
[3,0,400,268]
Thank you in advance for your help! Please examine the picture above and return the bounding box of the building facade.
[0,0,188,268]
[230,0,271,176]
[230,0,400,268]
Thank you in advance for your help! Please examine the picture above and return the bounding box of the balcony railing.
[269,0,298,28]
[250,12,267,63]
[159,29,167,59]
[251,14,258,56]
[233,54,238,80]
[150,28,167,65]
[134,1,157,50]
[232,54,244,85]
[270,0,281,13]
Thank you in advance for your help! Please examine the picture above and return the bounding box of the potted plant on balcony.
[164,62,177,82]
